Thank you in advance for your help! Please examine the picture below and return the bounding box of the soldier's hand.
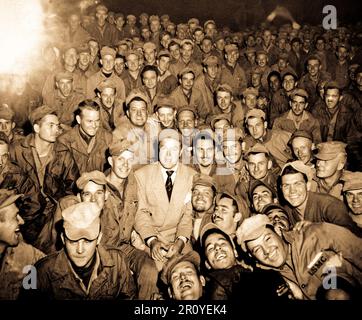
[165,239,184,258]
[150,239,169,262]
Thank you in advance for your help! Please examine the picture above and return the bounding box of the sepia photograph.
[0,0,361,314]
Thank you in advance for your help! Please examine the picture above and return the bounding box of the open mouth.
[215,252,226,261]
[180,281,193,291]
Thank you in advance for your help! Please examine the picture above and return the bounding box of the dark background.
[47,0,361,30]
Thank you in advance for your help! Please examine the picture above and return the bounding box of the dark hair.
[267,71,282,84]
[282,72,297,82]
[115,53,125,61]
[280,165,308,183]
[217,194,238,213]
[168,40,180,50]
[141,65,159,81]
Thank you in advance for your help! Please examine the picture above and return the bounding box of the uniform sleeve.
[323,199,362,238]
[312,223,362,270]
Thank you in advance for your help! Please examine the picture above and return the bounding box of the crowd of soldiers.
[0,3,361,301]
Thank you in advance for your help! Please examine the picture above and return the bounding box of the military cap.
[342,171,362,192]
[160,14,169,21]
[157,49,171,58]
[125,49,141,60]
[149,15,160,22]
[214,33,225,42]
[261,203,288,216]
[278,52,289,60]
[210,114,230,130]
[125,90,149,106]
[216,191,247,218]
[176,105,197,118]
[245,47,256,54]
[222,128,243,142]
[306,54,322,63]
[55,71,73,82]
[180,39,194,48]
[160,250,201,284]
[289,130,313,145]
[188,18,199,25]
[200,222,235,251]
[177,23,189,31]
[155,96,176,111]
[116,39,130,47]
[244,143,269,157]
[178,67,195,78]
[95,4,108,13]
[143,41,156,51]
[109,139,134,157]
[139,12,148,19]
[62,202,101,241]
[29,105,57,125]
[0,189,23,210]
[77,43,91,54]
[158,128,182,144]
[248,179,276,202]
[324,80,341,91]
[224,43,238,54]
[256,50,268,57]
[314,141,347,160]
[245,108,266,120]
[96,79,117,92]
[140,25,150,32]
[126,14,136,20]
[251,66,263,75]
[76,170,107,190]
[0,104,14,121]
[242,87,259,97]
[290,88,309,100]
[193,26,204,34]
[337,42,350,51]
[100,46,116,58]
[114,13,124,20]
[236,214,273,252]
[203,55,220,67]
[281,160,315,182]
[216,83,233,95]
[192,173,218,191]
[204,20,216,29]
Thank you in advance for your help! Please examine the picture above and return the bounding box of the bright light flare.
[0,0,45,74]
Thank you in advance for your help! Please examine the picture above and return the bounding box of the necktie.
[165,170,174,201]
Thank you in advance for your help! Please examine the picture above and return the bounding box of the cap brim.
[314,153,336,160]
[64,226,99,241]
[0,194,23,209]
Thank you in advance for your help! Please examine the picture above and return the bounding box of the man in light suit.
[134,129,196,268]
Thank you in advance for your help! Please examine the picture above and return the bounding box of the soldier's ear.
[76,115,81,125]
[33,124,40,134]
[77,193,82,202]
[107,156,113,167]
[267,160,273,170]
[200,275,206,287]
[60,233,65,244]
[104,190,109,201]
[234,212,242,223]
[168,287,173,298]
[11,122,15,130]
